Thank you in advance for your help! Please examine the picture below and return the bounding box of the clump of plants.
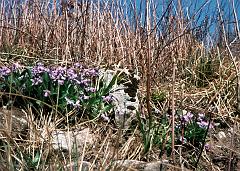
[0,62,116,123]
[137,109,216,161]
[151,90,166,104]
[175,110,214,146]
[184,50,219,88]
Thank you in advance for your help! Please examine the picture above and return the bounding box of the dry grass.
[0,0,240,170]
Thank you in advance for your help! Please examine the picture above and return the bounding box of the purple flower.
[79,95,90,100]
[101,114,110,122]
[204,143,211,151]
[182,112,193,123]
[49,69,58,80]
[198,113,205,120]
[79,79,90,86]
[83,96,89,100]
[32,63,49,76]
[57,79,64,85]
[67,68,78,80]
[49,66,67,84]
[102,95,113,103]
[73,100,81,108]
[12,62,21,72]
[73,79,81,85]
[85,87,96,93]
[57,66,67,74]
[43,90,51,97]
[65,97,75,105]
[74,63,83,68]
[0,66,11,77]
[84,68,99,77]
[197,120,214,129]
[179,136,187,144]
[31,77,43,85]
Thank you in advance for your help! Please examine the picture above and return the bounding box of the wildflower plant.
[137,109,216,156]
[175,110,215,147]
[0,62,116,122]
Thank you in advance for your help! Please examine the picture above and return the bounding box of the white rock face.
[50,128,94,152]
[110,88,139,128]
[99,68,140,128]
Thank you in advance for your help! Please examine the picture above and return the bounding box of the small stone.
[218,131,226,139]
[48,128,94,154]
[112,160,172,171]
[65,161,92,171]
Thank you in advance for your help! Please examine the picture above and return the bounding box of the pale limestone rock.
[65,161,92,171]
[49,128,94,153]
[217,131,227,140]
[99,69,140,128]
[112,160,191,171]
[112,160,169,171]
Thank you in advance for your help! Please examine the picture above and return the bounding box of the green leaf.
[36,100,42,106]
[33,152,40,164]
[101,71,121,95]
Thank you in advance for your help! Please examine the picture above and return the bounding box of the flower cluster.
[32,62,49,76]
[180,111,214,129]
[28,63,99,88]
[12,62,22,72]
[0,62,24,78]
[102,95,113,103]
[48,66,66,85]
[0,66,11,77]
[31,63,49,85]
[196,113,214,129]
[170,110,217,147]
[0,62,115,120]
[181,111,193,124]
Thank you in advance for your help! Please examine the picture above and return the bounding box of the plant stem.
[146,0,152,128]
[171,54,176,163]
[195,112,212,168]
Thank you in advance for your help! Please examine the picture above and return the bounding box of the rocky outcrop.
[112,160,170,171]
[63,159,190,171]
[99,68,140,128]
[0,107,28,138]
[40,127,95,155]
